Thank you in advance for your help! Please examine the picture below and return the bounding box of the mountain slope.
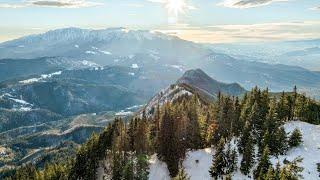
[0,65,161,168]
[144,69,246,116]
[148,121,319,180]
[0,65,168,117]
[177,69,246,97]
[0,57,101,83]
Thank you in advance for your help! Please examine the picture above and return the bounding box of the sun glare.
[166,0,186,16]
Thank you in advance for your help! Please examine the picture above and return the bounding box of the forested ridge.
[4,86,319,180]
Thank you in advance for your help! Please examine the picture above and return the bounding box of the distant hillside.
[0,57,100,83]
[177,69,246,97]
[144,69,246,116]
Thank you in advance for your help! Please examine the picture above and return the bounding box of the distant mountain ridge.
[0,27,204,61]
[1,27,320,97]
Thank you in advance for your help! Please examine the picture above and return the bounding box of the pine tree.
[134,119,150,154]
[186,96,202,149]
[259,131,270,156]
[173,168,190,180]
[238,121,251,154]
[122,158,134,180]
[209,138,227,179]
[264,166,275,180]
[288,128,303,148]
[69,132,100,180]
[136,154,149,180]
[286,95,294,120]
[206,120,219,146]
[232,97,242,137]
[240,131,255,175]
[112,151,125,180]
[277,92,290,122]
[274,161,281,180]
[264,99,281,155]
[218,97,234,139]
[157,106,181,177]
[127,118,138,151]
[274,127,288,156]
[225,142,238,174]
[280,157,304,180]
[294,95,307,121]
[254,146,272,179]
[225,174,232,180]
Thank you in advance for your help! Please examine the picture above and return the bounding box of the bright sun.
[166,0,186,16]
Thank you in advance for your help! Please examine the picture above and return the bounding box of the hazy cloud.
[0,3,27,8]
[146,0,197,10]
[219,0,288,8]
[146,0,166,3]
[310,6,320,11]
[156,21,320,43]
[123,3,144,8]
[31,0,103,8]
[0,0,103,9]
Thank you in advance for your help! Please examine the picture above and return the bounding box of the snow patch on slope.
[100,50,112,55]
[271,121,320,180]
[19,71,62,84]
[167,64,185,72]
[148,121,320,180]
[85,50,97,55]
[144,84,193,117]
[131,64,139,69]
[183,148,213,180]
[0,93,33,111]
[149,155,170,180]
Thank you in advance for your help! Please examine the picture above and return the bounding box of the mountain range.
[1,27,319,96]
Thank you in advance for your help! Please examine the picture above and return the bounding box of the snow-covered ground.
[271,121,320,180]
[131,63,139,69]
[100,50,112,55]
[19,71,62,84]
[115,111,133,116]
[183,148,213,179]
[149,155,171,180]
[144,84,193,117]
[0,93,33,111]
[85,50,97,55]
[148,121,320,180]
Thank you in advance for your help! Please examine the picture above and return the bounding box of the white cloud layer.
[147,0,197,10]
[310,6,320,11]
[156,21,320,43]
[218,0,288,8]
[0,3,25,8]
[0,0,103,9]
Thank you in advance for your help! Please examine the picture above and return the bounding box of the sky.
[0,0,320,43]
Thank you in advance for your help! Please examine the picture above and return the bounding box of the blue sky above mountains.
[0,0,320,43]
